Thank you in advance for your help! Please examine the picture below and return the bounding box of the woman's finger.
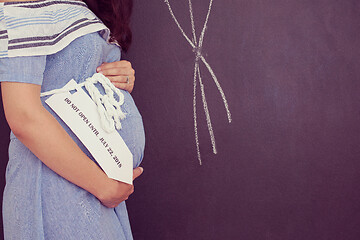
[107,75,135,93]
[98,67,134,77]
[133,167,143,180]
[98,60,132,70]
[107,75,134,83]
[111,81,134,93]
[97,61,134,75]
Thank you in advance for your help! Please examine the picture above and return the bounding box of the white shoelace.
[40,73,126,133]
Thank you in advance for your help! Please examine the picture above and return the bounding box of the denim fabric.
[1,32,145,240]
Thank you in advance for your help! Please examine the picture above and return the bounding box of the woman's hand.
[97,60,135,93]
[97,167,144,208]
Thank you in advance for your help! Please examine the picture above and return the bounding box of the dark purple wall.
[1,1,360,239]
[125,0,360,239]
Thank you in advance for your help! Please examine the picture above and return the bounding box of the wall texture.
[1,1,360,239]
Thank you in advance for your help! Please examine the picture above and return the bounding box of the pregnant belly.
[40,86,145,170]
[116,91,145,168]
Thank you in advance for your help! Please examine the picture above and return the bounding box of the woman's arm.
[1,81,142,208]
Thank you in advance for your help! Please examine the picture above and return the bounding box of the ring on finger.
[126,76,130,84]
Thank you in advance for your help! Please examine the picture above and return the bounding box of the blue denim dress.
[0,31,145,239]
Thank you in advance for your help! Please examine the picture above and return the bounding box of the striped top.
[0,0,113,58]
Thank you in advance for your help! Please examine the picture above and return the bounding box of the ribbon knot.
[40,73,126,133]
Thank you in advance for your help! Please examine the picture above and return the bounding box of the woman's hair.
[84,0,133,52]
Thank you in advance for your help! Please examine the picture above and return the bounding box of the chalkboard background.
[1,0,360,239]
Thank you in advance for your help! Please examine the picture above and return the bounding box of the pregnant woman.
[0,0,144,239]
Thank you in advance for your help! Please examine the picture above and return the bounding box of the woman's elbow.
[6,111,31,138]
[4,106,43,139]
[1,82,44,137]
